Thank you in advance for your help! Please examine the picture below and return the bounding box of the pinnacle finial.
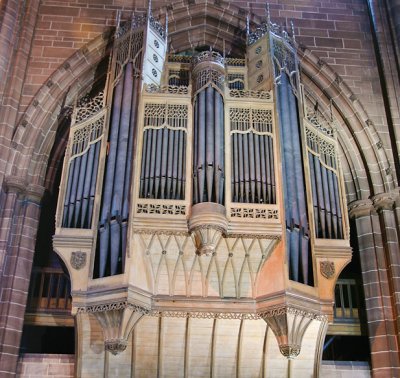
[290,20,296,42]
[148,0,152,17]
[116,10,121,28]
[246,13,250,42]
[266,3,270,24]
[165,11,168,38]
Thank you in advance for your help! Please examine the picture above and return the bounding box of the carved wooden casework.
[53,7,351,375]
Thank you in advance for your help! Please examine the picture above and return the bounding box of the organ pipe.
[277,71,312,285]
[192,56,225,206]
[139,103,188,201]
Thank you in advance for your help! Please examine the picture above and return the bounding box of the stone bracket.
[77,301,150,355]
[259,306,327,359]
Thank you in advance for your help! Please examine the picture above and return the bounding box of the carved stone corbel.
[259,306,327,359]
[188,202,228,255]
[77,301,150,355]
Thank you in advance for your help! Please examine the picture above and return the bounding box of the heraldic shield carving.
[71,251,87,270]
[320,261,335,279]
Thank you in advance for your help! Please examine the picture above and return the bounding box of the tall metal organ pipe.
[277,71,312,285]
[97,61,140,278]
[192,55,225,205]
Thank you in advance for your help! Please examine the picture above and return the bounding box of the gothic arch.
[6,0,390,205]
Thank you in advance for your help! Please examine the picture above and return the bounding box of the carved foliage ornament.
[70,251,87,270]
[320,260,335,279]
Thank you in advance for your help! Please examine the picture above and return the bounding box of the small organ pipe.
[88,141,100,227]
[327,168,338,238]
[68,155,81,227]
[332,173,343,238]
[149,129,157,197]
[248,131,256,202]
[172,127,179,199]
[238,134,244,202]
[253,134,261,203]
[154,129,162,198]
[259,135,267,203]
[160,127,169,198]
[63,150,76,226]
[313,155,326,238]
[166,129,174,198]
[308,152,319,236]
[206,86,215,202]
[243,133,250,203]
[268,137,275,203]
[321,164,332,238]
[197,91,206,203]
[182,131,187,198]
[301,235,309,284]
[214,91,223,204]
[233,134,239,202]
[74,144,89,227]
[140,129,150,198]
[81,143,96,227]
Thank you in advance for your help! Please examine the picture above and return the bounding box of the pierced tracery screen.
[229,106,276,204]
[61,92,106,229]
[139,102,188,200]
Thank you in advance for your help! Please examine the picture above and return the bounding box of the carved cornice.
[149,311,260,320]
[76,300,150,315]
[132,229,189,237]
[258,305,327,322]
[348,199,373,219]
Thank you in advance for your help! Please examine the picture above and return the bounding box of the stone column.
[349,198,400,377]
[0,176,44,377]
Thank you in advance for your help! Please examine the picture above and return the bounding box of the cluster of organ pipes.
[276,71,312,285]
[96,60,141,277]
[192,79,225,205]
[57,10,348,286]
[139,104,187,200]
[230,108,276,204]
[306,129,344,239]
[62,118,102,229]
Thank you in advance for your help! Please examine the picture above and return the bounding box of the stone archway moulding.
[6,0,392,203]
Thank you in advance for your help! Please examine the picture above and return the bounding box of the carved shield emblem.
[320,261,335,279]
[71,251,86,270]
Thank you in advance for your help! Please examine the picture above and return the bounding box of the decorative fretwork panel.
[112,29,144,86]
[227,73,245,90]
[230,206,279,220]
[229,107,275,204]
[139,103,188,200]
[136,202,186,216]
[271,34,297,75]
[168,69,190,87]
[194,68,224,93]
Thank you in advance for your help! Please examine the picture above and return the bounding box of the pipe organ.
[54,9,351,370]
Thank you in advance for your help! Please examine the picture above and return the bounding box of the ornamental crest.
[320,261,335,279]
[71,251,86,270]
